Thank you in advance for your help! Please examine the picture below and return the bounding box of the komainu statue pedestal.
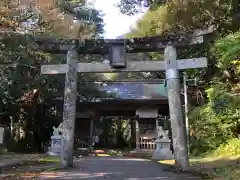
[152,138,173,160]
[152,126,173,160]
[47,135,62,156]
[47,124,63,156]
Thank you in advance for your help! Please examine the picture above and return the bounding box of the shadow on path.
[39,157,201,180]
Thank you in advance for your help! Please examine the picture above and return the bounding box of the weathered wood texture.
[33,27,213,53]
[41,57,207,74]
[89,118,94,144]
[60,51,78,168]
[165,46,189,170]
[135,118,140,149]
[34,36,203,53]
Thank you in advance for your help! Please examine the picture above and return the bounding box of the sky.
[91,0,146,38]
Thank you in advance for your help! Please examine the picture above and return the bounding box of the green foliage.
[98,117,131,149]
[189,85,240,155]
[214,31,240,73]
[214,138,240,156]
[213,166,240,180]
[124,0,237,37]
[189,31,240,155]
[0,0,106,153]
[121,0,240,156]
[117,0,165,15]
[126,5,169,37]
[123,0,240,88]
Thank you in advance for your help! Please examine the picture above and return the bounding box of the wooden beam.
[35,36,204,54]
[126,36,204,53]
[1,27,213,54]
[33,27,213,54]
[88,79,166,84]
[41,57,207,74]
[41,64,66,74]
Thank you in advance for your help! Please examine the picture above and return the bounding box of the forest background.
[0,0,240,159]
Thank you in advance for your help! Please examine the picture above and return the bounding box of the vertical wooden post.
[183,73,190,155]
[165,45,189,170]
[60,50,78,168]
[89,118,94,145]
[130,118,134,149]
[135,118,140,149]
[155,117,158,136]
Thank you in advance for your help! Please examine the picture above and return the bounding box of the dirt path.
[0,154,41,170]
[37,156,201,180]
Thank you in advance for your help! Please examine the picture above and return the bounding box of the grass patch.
[38,156,62,172]
[212,165,240,180]
[107,150,123,156]
[157,155,240,179]
[96,154,111,156]
[39,156,60,163]
[1,155,62,179]
[190,139,240,179]
[190,155,240,180]
[91,149,124,156]
[213,138,240,157]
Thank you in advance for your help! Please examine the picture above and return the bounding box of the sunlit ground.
[157,155,240,165]
[96,153,110,156]
[109,158,151,161]
[2,151,239,179]
[38,172,124,179]
[96,151,240,180]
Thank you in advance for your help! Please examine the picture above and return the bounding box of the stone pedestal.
[152,139,173,160]
[47,135,62,156]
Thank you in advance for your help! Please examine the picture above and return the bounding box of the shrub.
[189,86,240,155]
[214,138,240,156]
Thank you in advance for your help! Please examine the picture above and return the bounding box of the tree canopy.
[0,0,240,157]
[122,0,240,37]
[119,0,240,155]
[0,0,106,152]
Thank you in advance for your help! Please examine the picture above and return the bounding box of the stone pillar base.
[152,139,174,160]
[47,135,62,156]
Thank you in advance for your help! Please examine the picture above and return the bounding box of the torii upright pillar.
[60,51,78,168]
[165,45,189,170]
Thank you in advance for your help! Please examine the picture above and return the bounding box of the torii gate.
[34,29,211,170]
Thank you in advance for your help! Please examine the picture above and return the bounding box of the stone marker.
[152,126,173,160]
[49,135,62,156]
[48,124,63,156]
